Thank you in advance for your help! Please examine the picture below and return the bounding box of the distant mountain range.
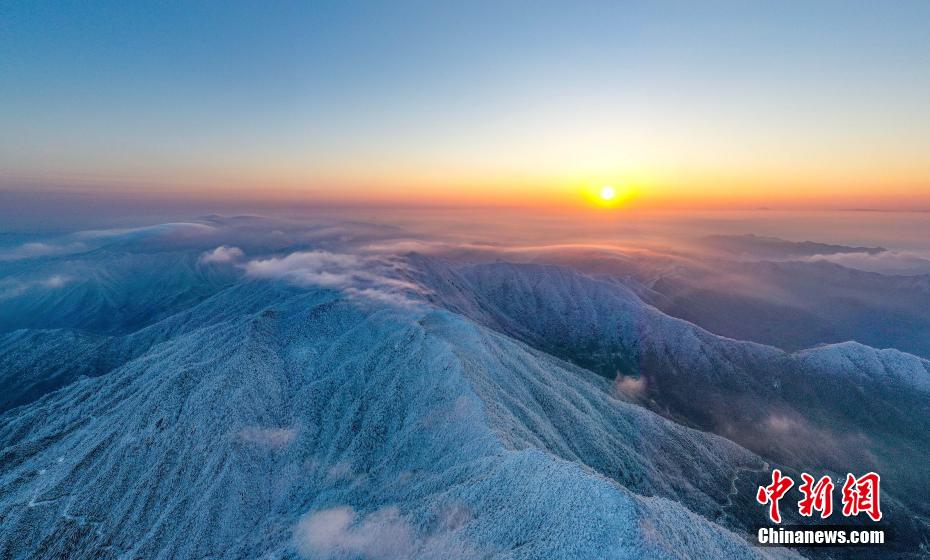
[510,237,930,357]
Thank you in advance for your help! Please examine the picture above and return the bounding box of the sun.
[582,182,636,208]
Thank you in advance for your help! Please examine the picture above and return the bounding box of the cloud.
[39,274,70,288]
[1,221,219,262]
[361,239,454,254]
[0,241,88,261]
[614,375,647,398]
[244,251,362,286]
[200,245,245,264]
[293,503,485,560]
[17,242,61,256]
[0,282,28,301]
[764,414,803,434]
[293,506,415,560]
[235,426,297,449]
[75,222,215,240]
[806,250,930,275]
[243,250,426,306]
[0,274,71,300]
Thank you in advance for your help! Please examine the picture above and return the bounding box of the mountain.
[1,219,926,559]
[0,283,796,559]
[0,328,111,413]
[0,249,237,335]
[413,258,930,556]
[701,234,885,259]
[514,243,930,358]
[648,260,930,358]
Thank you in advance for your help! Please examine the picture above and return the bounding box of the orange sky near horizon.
[3,3,929,212]
[9,166,928,212]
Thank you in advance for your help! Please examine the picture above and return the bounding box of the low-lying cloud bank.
[0,274,71,300]
[0,241,88,261]
[75,222,217,240]
[293,503,480,560]
[200,245,244,264]
[806,249,930,275]
[294,506,414,560]
[243,250,425,306]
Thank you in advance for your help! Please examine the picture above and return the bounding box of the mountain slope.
[0,248,238,336]
[3,219,926,559]
[412,259,930,556]
[0,285,794,559]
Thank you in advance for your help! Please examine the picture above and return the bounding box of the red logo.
[757,469,794,523]
[798,473,834,518]
[841,472,882,522]
[756,470,882,523]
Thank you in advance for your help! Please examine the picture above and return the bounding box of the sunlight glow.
[581,182,637,209]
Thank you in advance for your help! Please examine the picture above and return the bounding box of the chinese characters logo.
[756,470,881,523]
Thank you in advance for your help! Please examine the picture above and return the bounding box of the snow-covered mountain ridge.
[1,218,926,558]
[0,285,797,559]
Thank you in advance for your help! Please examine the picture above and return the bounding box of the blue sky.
[2,1,929,208]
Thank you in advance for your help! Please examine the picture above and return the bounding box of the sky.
[2,1,929,210]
